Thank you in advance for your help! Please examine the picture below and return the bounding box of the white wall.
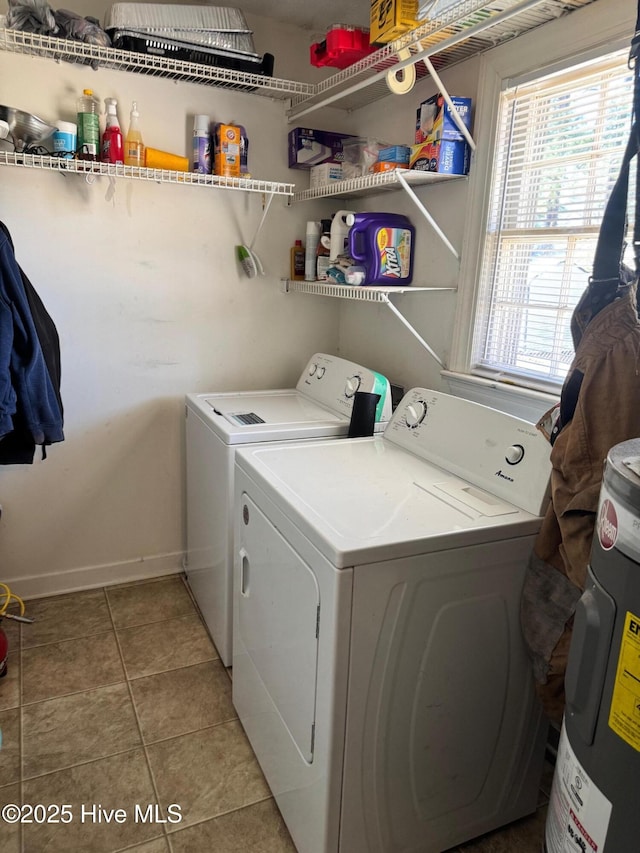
[0,16,341,597]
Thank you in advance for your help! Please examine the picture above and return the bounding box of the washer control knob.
[308,363,317,376]
[317,366,326,379]
[405,401,427,428]
[345,375,361,398]
[505,444,525,465]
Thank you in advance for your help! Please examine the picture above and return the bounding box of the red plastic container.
[310,25,377,70]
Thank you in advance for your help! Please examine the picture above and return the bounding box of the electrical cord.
[0,582,25,617]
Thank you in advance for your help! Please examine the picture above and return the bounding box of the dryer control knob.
[345,375,361,397]
[505,444,525,465]
[317,366,326,379]
[308,363,317,376]
[405,401,427,428]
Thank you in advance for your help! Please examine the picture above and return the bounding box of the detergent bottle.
[329,210,356,262]
[347,212,415,286]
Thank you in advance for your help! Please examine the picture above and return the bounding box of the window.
[471,49,634,392]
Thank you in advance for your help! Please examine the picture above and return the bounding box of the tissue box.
[310,163,343,187]
[370,0,420,43]
[288,127,357,170]
[416,94,472,143]
[410,140,470,175]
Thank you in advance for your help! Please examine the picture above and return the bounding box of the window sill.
[441,371,559,424]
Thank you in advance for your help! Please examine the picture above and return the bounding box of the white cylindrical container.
[52,121,77,159]
[305,221,321,281]
[330,210,356,262]
[193,114,211,174]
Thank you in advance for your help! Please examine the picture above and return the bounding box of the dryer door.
[236,493,320,763]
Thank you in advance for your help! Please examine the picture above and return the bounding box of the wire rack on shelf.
[0,151,295,195]
[0,27,314,98]
[292,170,462,202]
[282,281,456,301]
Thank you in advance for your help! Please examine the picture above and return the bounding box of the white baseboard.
[5,552,186,600]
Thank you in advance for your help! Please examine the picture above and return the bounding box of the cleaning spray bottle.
[124,102,144,167]
[101,98,124,164]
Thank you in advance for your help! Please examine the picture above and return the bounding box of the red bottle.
[101,97,124,164]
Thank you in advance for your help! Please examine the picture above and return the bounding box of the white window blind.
[472,49,635,390]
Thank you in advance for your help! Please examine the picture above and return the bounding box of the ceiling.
[233,0,370,33]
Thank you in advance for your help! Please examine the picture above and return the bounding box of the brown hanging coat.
[520,285,640,726]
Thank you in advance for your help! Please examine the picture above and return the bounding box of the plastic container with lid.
[347,212,415,286]
[76,88,100,161]
[52,120,77,159]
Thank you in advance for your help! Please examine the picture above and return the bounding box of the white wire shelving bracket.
[0,151,295,195]
[281,280,456,368]
[0,27,314,99]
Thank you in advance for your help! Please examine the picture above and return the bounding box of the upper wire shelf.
[0,151,295,195]
[0,27,314,99]
[288,0,598,118]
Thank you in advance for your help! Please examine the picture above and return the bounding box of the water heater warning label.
[609,610,640,751]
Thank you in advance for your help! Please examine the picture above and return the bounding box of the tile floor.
[0,574,552,853]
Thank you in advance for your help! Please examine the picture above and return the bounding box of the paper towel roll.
[386,48,416,95]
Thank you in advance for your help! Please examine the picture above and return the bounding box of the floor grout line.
[104,585,175,853]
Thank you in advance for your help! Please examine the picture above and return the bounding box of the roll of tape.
[386,48,416,95]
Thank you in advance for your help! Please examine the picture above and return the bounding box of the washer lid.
[187,389,350,444]
[235,436,542,569]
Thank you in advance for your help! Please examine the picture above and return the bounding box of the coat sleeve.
[0,235,18,438]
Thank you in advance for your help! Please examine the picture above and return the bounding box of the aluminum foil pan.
[104,4,252,33]
[110,29,263,65]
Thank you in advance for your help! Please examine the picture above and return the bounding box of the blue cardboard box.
[288,127,357,170]
[416,94,472,144]
[410,140,470,175]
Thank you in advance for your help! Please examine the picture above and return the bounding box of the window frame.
[448,0,635,400]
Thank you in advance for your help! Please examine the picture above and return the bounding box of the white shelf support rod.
[381,295,445,368]
[249,191,275,251]
[421,56,476,153]
[396,170,459,260]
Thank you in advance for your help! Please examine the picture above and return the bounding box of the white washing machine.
[232,388,552,853]
[184,353,391,666]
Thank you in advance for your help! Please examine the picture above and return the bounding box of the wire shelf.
[292,170,462,202]
[287,0,598,117]
[283,281,456,301]
[0,27,314,99]
[0,151,295,195]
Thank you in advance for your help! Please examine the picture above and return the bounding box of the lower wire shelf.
[282,279,457,367]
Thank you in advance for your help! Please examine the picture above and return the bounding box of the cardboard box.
[371,161,409,173]
[416,94,472,144]
[370,0,420,43]
[288,127,357,170]
[377,145,411,164]
[310,163,343,187]
[214,123,241,177]
[410,140,470,175]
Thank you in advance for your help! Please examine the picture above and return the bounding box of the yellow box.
[214,123,241,177]
[370,0,420,44]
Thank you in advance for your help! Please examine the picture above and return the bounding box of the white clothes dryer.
[184,353,391,666]
[232,388,552,853]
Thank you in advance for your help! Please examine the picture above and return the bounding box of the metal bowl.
[0,105,55,152]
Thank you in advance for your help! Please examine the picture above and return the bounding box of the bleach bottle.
[347,212,415,286]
